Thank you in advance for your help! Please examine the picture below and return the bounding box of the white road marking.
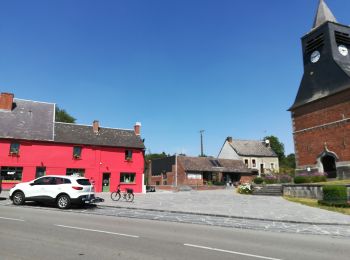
[54,224,139,238]
[184,244,282,260]
[0,216,25,222]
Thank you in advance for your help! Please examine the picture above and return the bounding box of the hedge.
[294,175,310,184]
[293,173,327,184]
[318,185,349,207]
[264,176,277,184]
[253,177,264,184]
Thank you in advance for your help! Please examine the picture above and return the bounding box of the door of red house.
[102,172,111,192]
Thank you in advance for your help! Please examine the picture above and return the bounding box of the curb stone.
[98,204,350,226]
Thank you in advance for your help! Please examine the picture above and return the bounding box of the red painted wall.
[0,139,144,192]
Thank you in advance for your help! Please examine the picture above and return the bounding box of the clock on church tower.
[289,0,350,179]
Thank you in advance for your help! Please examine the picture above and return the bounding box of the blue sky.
[1,0,349,157]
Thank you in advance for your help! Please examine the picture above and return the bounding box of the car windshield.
[76,179,91,186]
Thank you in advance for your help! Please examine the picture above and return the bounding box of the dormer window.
[125,150,133,161]
[73,146,82,159]
[10,143,20,155]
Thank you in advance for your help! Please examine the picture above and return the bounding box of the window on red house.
[125,150,133,161]
[73,146,82,159]
[10,143,20,155]
[120,172,135,183]
[35,167,46,179]
[1,166,23,181]
[66,168,85,177]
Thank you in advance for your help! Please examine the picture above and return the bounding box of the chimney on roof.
[134,122,141,136]
[0,92,14,111]
[227,136,233,143]
[93,120,100,134]
[264,139,270,147]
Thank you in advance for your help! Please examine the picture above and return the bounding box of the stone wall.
[283,184,350,200]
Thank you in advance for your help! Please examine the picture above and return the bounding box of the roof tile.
[229,140,277,157]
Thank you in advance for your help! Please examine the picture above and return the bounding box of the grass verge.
[314,180,350,185]
[284,196,350,216]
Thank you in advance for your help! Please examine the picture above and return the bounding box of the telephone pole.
[200,130,205,157]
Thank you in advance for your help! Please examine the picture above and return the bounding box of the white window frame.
[187,173,202,180]
[244,158,249,167]
[252,159,257,168]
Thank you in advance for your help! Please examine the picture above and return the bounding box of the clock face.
[311,51,321,63]
[338,45,348,56]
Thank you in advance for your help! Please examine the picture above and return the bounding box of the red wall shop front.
[0,139,145,192]
[0,93,145,193]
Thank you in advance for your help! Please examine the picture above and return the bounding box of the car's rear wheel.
[57,194,71,209]
[13,191,25,205]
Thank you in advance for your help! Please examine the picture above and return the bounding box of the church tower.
[290,0,350,179]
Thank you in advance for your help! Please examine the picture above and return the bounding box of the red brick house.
[289,1,350,179]
[0,93,145,192]
[148,155,252,188]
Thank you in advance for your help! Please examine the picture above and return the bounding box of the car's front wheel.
[12,191,25,205]
[57,194,71,209]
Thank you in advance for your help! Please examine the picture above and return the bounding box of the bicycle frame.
[110,184,134,202]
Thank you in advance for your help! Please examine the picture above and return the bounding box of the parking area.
[1,188,350,225]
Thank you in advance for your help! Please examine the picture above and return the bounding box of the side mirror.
[30,183,35,186]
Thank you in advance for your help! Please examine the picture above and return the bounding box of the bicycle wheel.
[111,192,121,201]
[126,193,134,202]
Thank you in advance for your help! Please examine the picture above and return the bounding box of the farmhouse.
[218,137,279,175]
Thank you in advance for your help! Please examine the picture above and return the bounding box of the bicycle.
[110,184,134,202]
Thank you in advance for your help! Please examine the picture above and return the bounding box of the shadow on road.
[22,201,98,210]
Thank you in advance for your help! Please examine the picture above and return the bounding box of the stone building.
[289,0,350,179]
[218,137,279,175]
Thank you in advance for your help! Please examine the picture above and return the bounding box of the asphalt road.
[0,206,349,260]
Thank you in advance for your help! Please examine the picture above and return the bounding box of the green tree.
[55,106,76,123]
[264,135,285,161]
[145,152,168,161]
[264,135,296,173]
[282,153,296,169]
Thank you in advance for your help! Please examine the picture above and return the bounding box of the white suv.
[9,175,100,209]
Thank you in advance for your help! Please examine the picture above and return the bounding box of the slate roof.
[289,1,350,110]
[178,156,250,173]
[54,122,145,149]
[0,99,55,141]
[313,0,337,29]
[0,97,145,149]
[228,140,277,157]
